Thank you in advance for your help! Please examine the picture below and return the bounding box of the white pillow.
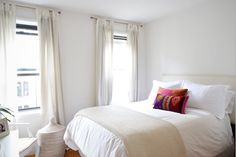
[225,90,235,114]
[182,81,229,119]
[148,80,183,102]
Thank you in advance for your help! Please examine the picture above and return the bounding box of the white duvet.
[64,100,233,157]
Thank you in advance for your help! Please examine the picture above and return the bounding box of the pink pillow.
[158,87,188,96]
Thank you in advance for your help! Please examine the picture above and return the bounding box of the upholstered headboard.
[161,74,236,124]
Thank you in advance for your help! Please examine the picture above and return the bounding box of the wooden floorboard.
[64,149,81,157]
[24,149,81,157]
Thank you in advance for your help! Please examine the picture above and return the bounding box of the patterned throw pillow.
[153,94,189,114]
[158,87,188,96]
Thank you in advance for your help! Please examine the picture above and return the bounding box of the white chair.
[9,123,37,157]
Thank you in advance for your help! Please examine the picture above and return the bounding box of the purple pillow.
[153,94,189,114]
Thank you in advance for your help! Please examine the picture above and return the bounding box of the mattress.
[64,100,234,157]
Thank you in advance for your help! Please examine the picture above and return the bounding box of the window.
[111,34,131,104]
[15,20,40,111]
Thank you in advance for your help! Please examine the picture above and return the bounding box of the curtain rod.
[16,4,61,14]
[90,16,143,27]
[3,1,61,14]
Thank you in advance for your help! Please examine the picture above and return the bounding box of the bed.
[64,74,235,157]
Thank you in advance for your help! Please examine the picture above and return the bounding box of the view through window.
[111,34,131,104]
[15,20,40,111]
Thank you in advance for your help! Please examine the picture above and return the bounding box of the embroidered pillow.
[153,94,189,114]
[158,87,188,96]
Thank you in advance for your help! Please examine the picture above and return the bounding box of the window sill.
[16,108,41,116]
[18,107,40,112]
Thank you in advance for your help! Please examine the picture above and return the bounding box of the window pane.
[15,20,40,111]
[111,38,130,105]
[16,34,39,70]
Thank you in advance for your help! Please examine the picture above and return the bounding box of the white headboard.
[161,74,236,124]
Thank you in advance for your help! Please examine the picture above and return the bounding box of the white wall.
[145,0,236,96]
[59,11,96,124]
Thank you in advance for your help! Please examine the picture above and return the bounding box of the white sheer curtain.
[0,2,16,110]
[37,9,65,125]
[127,24,139,102]
[95,19,114,106]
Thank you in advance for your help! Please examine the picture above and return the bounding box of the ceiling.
[14,0,210,23]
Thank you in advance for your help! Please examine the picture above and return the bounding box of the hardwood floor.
[25,155,35,157]
[24,149,81,157]
[64,149,81,157]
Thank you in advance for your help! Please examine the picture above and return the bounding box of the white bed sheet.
[64,100,233,157]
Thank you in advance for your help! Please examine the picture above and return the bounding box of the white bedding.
[64,100,233,157]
